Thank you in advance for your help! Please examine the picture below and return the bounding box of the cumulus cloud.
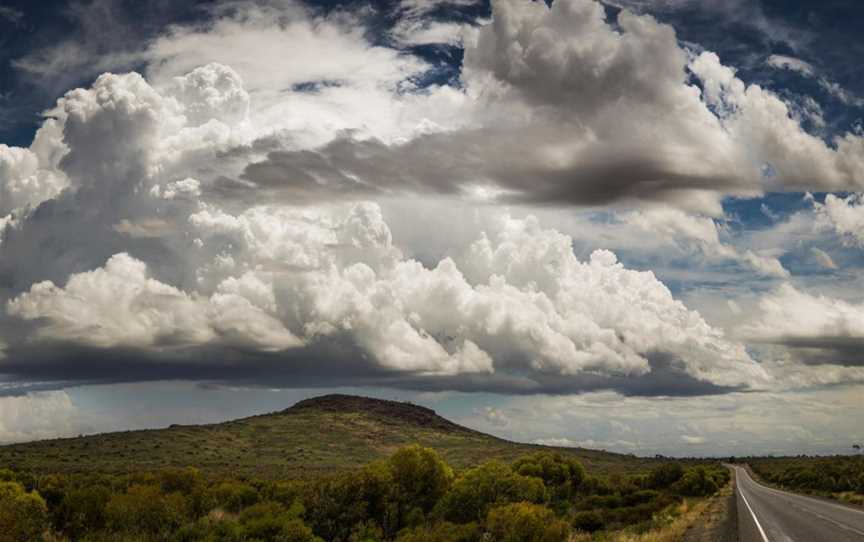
[0,121,68,217]
[690,51,864,192]
[8,253,300,352]
[814,193,864,246]
[740,284,864,366]
[2,0,862,400]
[210,0,864,215]
[5,205,768,391]
[624,207,788,277]
[0,391,83,444]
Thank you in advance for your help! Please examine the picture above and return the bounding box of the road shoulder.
[682,468,738,542]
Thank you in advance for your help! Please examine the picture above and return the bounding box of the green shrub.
[210,480,260,513]
[105,484,189,535]
[0,481,49,542]
[486,502,570,542]
[303,463,392,542]
[158,466,202,494]
[238,501,322,542]
[388,445,454,513]
[672,467,718,497]
[55,485,111,538]
[395,521,481,542]
[512,452,585,503]
[648,463,684,489]
[572,510,604,533]
[436,461,546,524]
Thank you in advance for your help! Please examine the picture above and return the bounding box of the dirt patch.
[682,471,738,542]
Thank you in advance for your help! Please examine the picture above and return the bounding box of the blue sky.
[0,0,863,456]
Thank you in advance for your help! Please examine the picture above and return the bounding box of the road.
[732,465,864,541]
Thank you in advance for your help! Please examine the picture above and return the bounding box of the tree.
[105,484,190,536]
[0,481,49,542]
[388,445,454,514]
[648,462,684,489]
[436,461,546,523]
[486,502,570,542]
[55,484,111,539]
[572,510,604,534]
[512,452,585,502]
[395,521,481,542]
[239,501,323,542]
[672,467,718,497]
[210,480,260,513]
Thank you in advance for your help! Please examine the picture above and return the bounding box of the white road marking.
[737,468,772,542]
[740,466,864,537]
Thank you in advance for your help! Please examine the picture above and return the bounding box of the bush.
[388,445,453,513]
[572,510,604,533]
[239,501,322,542]
[512,452,585,503]
[395,521,481,542]
[436,461,546,523]
[55,485,111,538]
[158,466,202,494]
[210,480,260,513]
[303,463,392,542]
[0,481,49,542]
[486,502,570,542]
[672,467,718,497]
[648,463,684,489]
[105,484,189,535]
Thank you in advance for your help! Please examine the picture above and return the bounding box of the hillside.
[0,394,656,478]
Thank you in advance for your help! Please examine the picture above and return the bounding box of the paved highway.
[732,465,864,541]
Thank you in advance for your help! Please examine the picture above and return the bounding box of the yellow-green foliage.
[486,502,570,542]
[0,445,728,542]
[0,480,49,542]
[436,460,547,523]
[750,455,864,495]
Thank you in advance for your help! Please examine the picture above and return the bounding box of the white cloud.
[766,54,814,77]
[465,387,864,456]
[2,0,864,399]
[0,391,83,444]
[624,207,788,277]
[814,193,864,246]
[5,202,768,388]
[690,51,864,192]
[810,247,837,270]
[765,54,863,108]
[739,283,864,367]
[8,253,300,352]
[0,121,68,217]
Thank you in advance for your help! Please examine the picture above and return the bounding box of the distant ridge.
[0,394,656,478]
[286,394,477,435]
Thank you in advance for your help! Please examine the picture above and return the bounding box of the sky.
[0,0,863,458]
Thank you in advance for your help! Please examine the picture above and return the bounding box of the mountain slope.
[0,394,656,478]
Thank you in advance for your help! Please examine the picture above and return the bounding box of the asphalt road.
[732,465,864,542]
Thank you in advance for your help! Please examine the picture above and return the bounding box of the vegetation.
[0,395,661,479]
[0,396,732,540]
[0,446,729,541]
[747,455,864,506]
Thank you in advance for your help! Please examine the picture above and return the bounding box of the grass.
[570,479,733,542]
[745,456,864,508]
[0,394,662,478]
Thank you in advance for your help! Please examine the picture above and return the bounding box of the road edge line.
[738,473,771,542]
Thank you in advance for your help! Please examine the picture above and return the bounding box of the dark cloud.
[0,340,741,398]
[232,129,741,208]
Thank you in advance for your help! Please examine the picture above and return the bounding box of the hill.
[0,394,656,478]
